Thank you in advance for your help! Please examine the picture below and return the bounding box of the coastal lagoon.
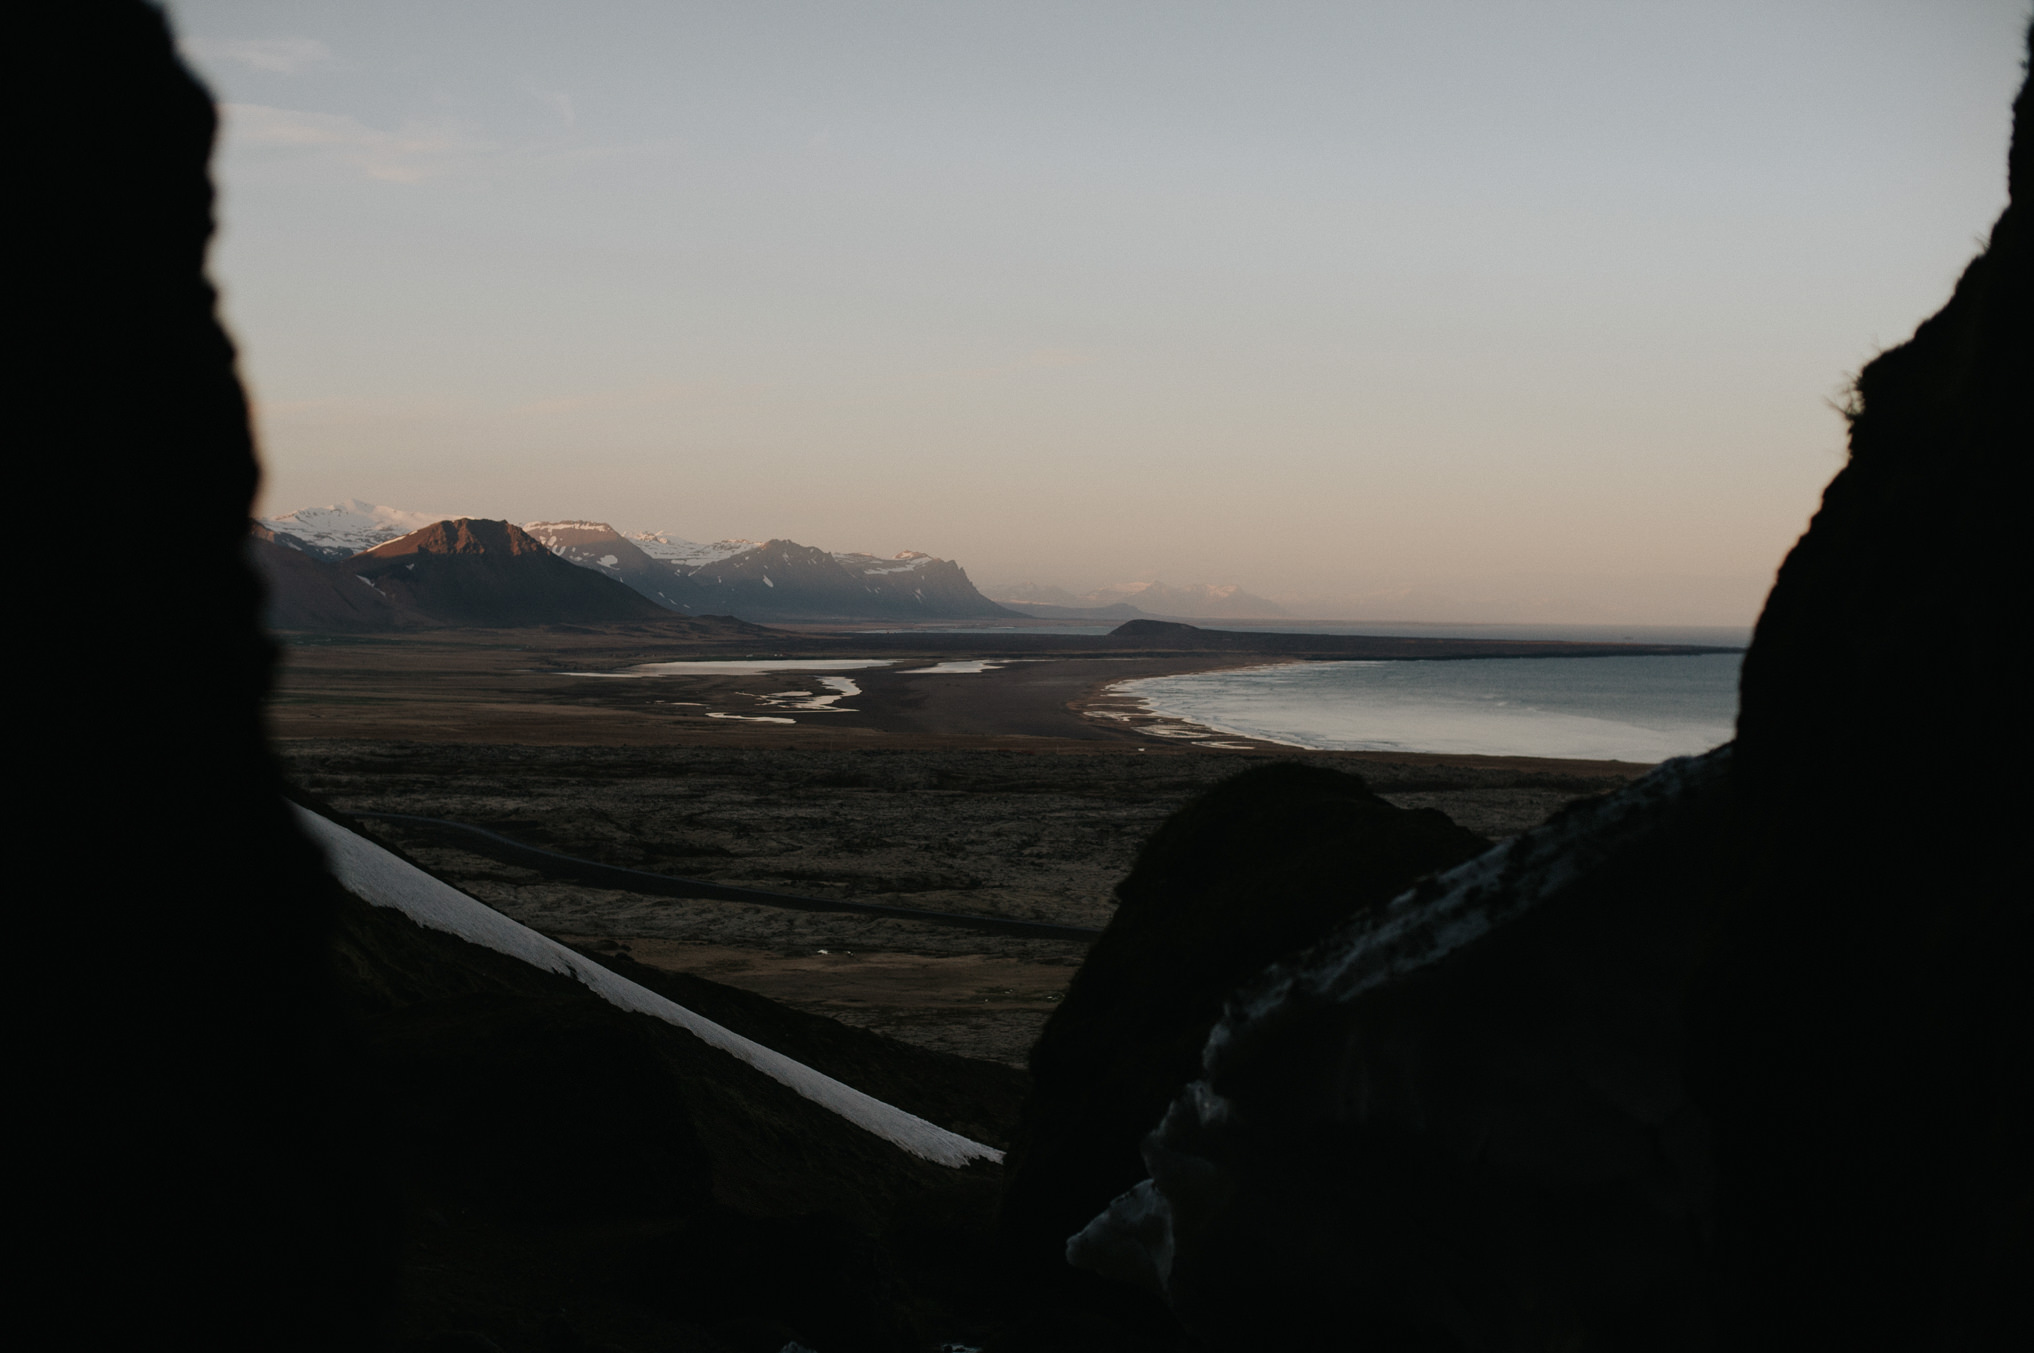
[1117,653,1742,763]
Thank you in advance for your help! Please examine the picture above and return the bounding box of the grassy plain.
[273,626,1649,1064]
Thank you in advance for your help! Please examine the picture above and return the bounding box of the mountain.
[248,526,427,631]
[258,500,447,560]
[991,579,1288,620]
[525,521,1015,621]
[625,528,759,569]
[351,519,673,626]
[523,521,694,608]
[832,548,1015,618]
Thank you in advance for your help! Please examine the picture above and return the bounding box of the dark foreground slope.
[323,812,1022,1352]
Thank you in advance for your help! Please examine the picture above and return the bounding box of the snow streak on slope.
[294,804,1002,1168]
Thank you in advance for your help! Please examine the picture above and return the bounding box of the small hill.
[352,519,672,626]
[992,579,1288,620]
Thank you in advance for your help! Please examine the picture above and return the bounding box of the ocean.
[1116,652,1743,763]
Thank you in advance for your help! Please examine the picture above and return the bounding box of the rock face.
[351,517,672,625]
[1066,30,2029,1350]
[29,3,386,1345]
[1000,764,1487,1345]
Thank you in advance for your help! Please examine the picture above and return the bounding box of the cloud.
[180,37,332,74]
[221,103,497,183]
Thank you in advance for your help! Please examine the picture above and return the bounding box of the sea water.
[1118,653,1742,763]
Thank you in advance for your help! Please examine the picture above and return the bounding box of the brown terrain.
[275,625,1651,1064]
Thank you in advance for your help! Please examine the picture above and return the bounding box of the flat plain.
[274,626,1651,1064]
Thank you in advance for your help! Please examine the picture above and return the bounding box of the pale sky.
[170,1,2028,623]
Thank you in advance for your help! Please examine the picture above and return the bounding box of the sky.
[170,1,2028,623]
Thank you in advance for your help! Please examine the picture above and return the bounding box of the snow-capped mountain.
[526,521,1013,620]
[259,500,451,560]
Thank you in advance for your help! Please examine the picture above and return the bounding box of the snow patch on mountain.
[627,530,756,567]
[836,550,937,576]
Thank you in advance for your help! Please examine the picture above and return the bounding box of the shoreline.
[1075,657,1733,770]
[268,629,1665,775]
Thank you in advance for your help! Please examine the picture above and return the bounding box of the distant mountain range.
[521,521,1013,622]
[254,502,1016,626]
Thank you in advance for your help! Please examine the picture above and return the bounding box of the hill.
[993,579,1288,620]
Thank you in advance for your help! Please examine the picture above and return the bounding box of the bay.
[1118,653,1742,763]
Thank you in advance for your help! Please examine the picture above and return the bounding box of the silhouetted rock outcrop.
[1067,30,2029,1351]
[351,518,671,625]
[1695,26,2031,1347]
[999,763,1487,1347]
[29,3,387,1346]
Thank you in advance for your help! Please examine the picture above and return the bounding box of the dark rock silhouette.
[1068,26,2030,1350]
[28,3,388,1346]
[1696,24,2031,1347]
[28,9,1017,1349]
[1070,751,1735,1349]
[351,518,672,625]
[998,763,1488,1347]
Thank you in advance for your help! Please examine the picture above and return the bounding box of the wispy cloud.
[221,103,498,183]
[180,37,332,74]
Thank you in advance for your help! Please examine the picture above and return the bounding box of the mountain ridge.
[523,519,1015,621]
